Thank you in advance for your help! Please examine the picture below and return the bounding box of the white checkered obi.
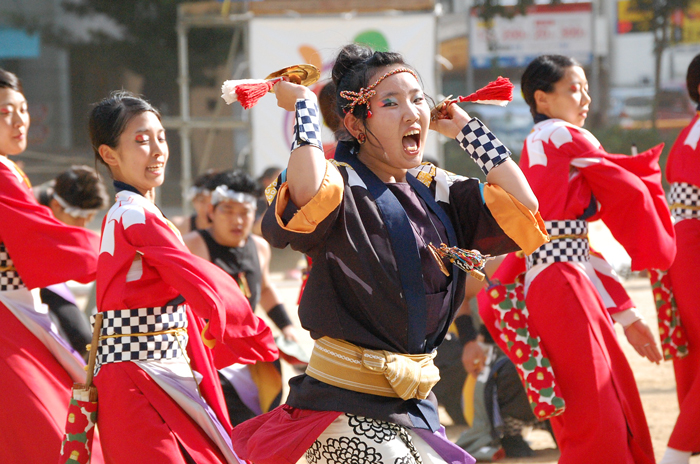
[456,118,511,175]
[0,243,24,292]
[291,98,322,152]
[94,303,188,375]
[526,220,589,269]
[669,182,700,221]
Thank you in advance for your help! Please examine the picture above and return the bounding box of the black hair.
[205,169,259,197]
[35,180,55,207]
[332,43,424,147]
[257,166,282,188]
[53,165,108,210]
[687,53,700,104]
[193,169,219,189]
[0,68,23,94]
[521,55,581,119]
[88,90,161,173]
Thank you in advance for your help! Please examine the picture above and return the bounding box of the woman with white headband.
[34,165,108,357]
[231,43,548,464]
[35,165,108,228]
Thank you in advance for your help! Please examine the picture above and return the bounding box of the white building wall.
[611,32,655,87]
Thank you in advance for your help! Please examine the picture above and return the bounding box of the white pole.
[177,16,192,216]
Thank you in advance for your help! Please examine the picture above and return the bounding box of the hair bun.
[331,43,373,87]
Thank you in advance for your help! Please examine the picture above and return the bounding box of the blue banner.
[0,28,40,59]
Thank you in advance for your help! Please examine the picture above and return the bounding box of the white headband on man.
[210,185,257,207]
[187,186,211,201]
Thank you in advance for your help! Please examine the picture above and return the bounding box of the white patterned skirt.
[305,414,449,464]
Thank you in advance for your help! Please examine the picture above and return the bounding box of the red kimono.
[94,188,277,464]
[665,112,700,453]
[479,247,637,358]
[516,119,674,464]
[0,156,102,464]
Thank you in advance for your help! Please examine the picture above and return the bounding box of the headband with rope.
[339,67,419,119]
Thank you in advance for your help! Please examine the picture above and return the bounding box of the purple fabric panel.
[413,426,476,464]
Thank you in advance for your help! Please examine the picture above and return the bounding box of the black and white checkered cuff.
[291,98,322,153]
[455,118,510,175]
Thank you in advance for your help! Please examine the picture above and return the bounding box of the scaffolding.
[169,0,436,213]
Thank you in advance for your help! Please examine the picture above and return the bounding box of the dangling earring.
[357,132,366,144]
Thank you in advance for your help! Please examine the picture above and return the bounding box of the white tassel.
[221,79,268,105]
[468,99,510,107]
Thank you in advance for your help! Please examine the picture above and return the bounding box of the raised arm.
[431,103,538,213]
[273,79,328,208]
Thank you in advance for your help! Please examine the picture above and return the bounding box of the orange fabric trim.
[201,321,216,349]
[8,158,31,188]
[274,161,344,234]
[483,184,549,255]
[248,361,283,413]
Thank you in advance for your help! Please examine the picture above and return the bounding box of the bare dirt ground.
[266,240,698,463]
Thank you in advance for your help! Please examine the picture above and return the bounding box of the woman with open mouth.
[230,43,547,464]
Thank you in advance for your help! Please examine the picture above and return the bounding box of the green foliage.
[472,0,538,23]
[629,0,691,127]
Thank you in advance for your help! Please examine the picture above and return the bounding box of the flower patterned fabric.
[58,396,98,464]
[305,414,432,464]
[487,274,565,421]
[649,269,689,360]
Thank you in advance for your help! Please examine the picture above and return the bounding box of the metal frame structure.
[166,3,253,215]
[169,0,438,214]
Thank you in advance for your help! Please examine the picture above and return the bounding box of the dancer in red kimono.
[659,53,700,464]
[515,55,675,464]
[90,91,277,464]
[0,68,104,463]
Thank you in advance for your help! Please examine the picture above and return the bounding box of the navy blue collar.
[334,142,458,353]
[113,180,143,196]
[696,102,700,111]
[533,112,550,124]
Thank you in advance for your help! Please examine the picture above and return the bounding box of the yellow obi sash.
[306,336,440,401]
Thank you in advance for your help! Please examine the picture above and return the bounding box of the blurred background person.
[35,164,107,228]
[34,165,108,357]
[252,165,282,237]
[172,169,219,234]
[184,169,301,426]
